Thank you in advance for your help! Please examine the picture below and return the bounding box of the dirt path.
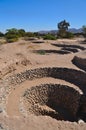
[6,77,82,117]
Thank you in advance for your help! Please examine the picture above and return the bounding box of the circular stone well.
[23,84,81,122]
[72,56,86,71]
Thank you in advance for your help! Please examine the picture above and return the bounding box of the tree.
[0,32,4,37]
[43,34,56,40]
[25,32,35,37]
[58,20,70,30]
[6,28,18,34]
[57,20,70,38]
[5,28,19,42]
[82,25,86,42]
[6,28,26,36]
[18,29,25,37]
[82,25,86,37]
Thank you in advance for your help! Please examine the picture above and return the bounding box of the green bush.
[6,37,18,43]
[25,32,35,37]
[43,34,57,40]
[57,30,67,38]
[18,29,25,37]
[5,29,19,42]
[65,32,74,38]
[5,35,19,42]
[0,32,4,37]
[57,31,74,39]
[37,50,46,55]
[82,25,86,38]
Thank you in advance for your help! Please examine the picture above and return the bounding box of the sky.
[0,0,86,32]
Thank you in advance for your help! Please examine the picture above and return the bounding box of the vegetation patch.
[35,50,46,55]
[43,34,57,40]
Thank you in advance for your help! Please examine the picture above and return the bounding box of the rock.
[0,108,3,113]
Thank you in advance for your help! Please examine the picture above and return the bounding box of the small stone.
[0,124,4,129]
[0,108,3,113]
[78,119,85,124]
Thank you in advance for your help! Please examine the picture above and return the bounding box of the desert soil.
[0,38,86,130]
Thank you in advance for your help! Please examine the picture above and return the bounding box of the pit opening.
[5,67,86,121]
[61,47,79,53]
[34,49,70,55]
[72,56,86,71]
[34,44,86,55]
[51,44,86,50]
[23,84,81,122]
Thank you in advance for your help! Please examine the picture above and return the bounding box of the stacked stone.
[72,56,86,71]
[23,84,81,121]
[0,67,86,120]
[51,44,86,50]
[4,67,86,93]
[7,68,49,86]
[49,68,86,93]
[75,94,86,122]
[36,49,71,54]
[61,47,79,53]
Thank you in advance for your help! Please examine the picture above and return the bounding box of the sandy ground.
[0,38,86,130]
[7,78,82,117]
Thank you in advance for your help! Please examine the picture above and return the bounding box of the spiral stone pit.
[51,44,86,50]
[1,67,85,122]
[72,56,86,71]
[0,38,86,129]
[23,84,81,122]
[34,49,71,55]
[8,67,86,94]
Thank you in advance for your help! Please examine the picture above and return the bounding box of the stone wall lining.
[23,83,81,121]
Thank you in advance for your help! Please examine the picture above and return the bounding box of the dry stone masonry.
[51,44,86,50]
[33,44,86,55]
[0,67,86,122]
[72,56,86,71]
[7,67,86,94]
[23,83,81,122]
[51,44,86,54]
